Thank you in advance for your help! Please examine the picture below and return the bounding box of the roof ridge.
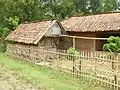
[69,12,120,18]
[23,19,58,24]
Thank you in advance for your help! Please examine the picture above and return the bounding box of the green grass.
[0,53,113,90]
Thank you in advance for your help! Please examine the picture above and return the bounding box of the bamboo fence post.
[112,53,118,90]
[82,51,85,79]
[79,51,81,78]
[94,52,96,83]
[72,37,75,76]
[72,55,75,76]
[116,54,119,90]
[80,51,83,79]
[90,51,93,82]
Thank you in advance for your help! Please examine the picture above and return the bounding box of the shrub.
[67,47,80,60]
[103,36,120,53]
[8,16,20,29]
[0,43,6,52]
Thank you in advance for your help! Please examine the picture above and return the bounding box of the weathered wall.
[75,38,95,51]
[7,43,57,63]
[38,37,72,50]
[59,37,73,50]
[68,32,96,51]
[7,36,72,62]
[67,31,120,51]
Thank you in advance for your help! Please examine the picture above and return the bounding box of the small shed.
[6,20,72,62]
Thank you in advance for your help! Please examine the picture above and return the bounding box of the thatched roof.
[62,13,120,32]
[6,20,63,44]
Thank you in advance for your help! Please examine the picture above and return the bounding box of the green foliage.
[0,27,10,37]
[103,36,120,53]
[0,26,10,52]
[100,0,117,12]
[67,47,76,55]
[8,16,20,29]
[0,43,6,52]
[0,0,118,25]
[0,16,19,52]
[67,47,80,59]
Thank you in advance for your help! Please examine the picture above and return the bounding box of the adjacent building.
[62,13,120,51]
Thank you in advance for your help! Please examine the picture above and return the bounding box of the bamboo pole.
[73,37,75,48]
[112,53,118,90]
[72,37,75,76]
[60,35,108,40]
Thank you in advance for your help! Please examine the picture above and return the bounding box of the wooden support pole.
[73,37,75,48]
[72,37,75,76]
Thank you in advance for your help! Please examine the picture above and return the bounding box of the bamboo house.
[5,20,72,62]
[62,12,120,51]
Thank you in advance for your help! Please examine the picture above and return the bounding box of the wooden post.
[73,37,75,48]
[93,39,96,51]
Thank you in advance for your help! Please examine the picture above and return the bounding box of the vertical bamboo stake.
[80,51,83,79]
[72,54,75,76]
[83,50,85,79]
[79,51,81,78]
[91,51,93,81]
[94,51,97,85]
[112,53,118,90]
[116,54,119,90]
[72,37,75,76]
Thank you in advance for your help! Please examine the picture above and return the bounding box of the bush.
[0,16,20,52]
[67,47,80,60]
[0,26,11,52]
[8,16,20,29]
[0,43,6,52]
[103,36,120,53]
[0,27,10,37]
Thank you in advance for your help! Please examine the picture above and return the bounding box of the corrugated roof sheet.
[61,13,120,32]
[6,20,58,44]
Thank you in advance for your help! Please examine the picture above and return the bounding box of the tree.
[100,0,117,12]
[0,0,118,24]
[0,0,45,24]
[41,0,74,19]
[72,0,101,14]
[89,0,101,14]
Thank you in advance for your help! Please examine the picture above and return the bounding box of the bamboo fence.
[7,44,120,90]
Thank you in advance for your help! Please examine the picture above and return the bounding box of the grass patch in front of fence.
[0,53,114,90]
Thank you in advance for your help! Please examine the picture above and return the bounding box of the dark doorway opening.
[95,33,120,51]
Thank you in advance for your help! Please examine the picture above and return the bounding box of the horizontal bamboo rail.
[60,35,108,40]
